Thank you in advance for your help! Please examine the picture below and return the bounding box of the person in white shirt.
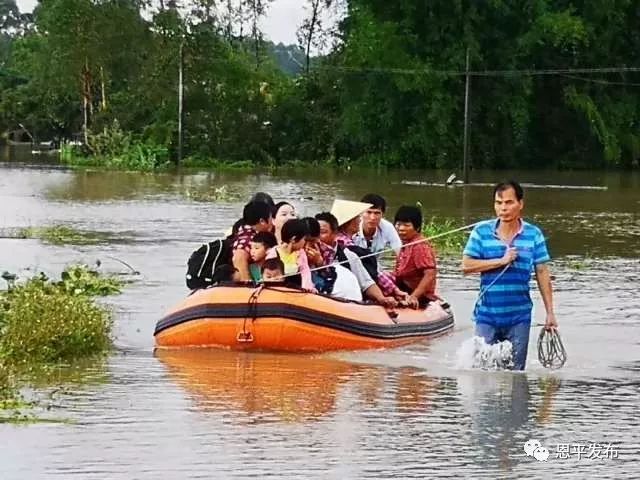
[353,193,402,254]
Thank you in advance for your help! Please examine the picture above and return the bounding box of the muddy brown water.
[1,148,639,478]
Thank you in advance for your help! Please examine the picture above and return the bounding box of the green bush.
[57,265,123,296]
[61,121,171,171]
[0,278,113,364]
[421,217,469,256]
[0,265,120,365]
[0,361,17,406]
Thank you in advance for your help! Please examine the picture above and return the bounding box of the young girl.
[266,218,317,292]
[249,231,278,282]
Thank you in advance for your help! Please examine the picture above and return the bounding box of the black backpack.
[185,238,235,290]
[337,245,379,282]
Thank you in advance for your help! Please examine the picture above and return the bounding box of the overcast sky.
[15,0,308,46]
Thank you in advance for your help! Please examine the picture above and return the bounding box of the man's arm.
[363,283,397,308]
[344,251,396,307]
[535,263,557,330]
[462,248,517,275]
[232,249,251,281]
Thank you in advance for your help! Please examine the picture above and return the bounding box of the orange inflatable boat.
[154,284,454,352]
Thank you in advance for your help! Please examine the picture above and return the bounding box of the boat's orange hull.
[155,285,454,352]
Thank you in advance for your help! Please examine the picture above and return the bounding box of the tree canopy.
[1,0,639,169]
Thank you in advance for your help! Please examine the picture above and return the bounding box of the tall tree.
[296,0,334,74]
[243,0,272,67]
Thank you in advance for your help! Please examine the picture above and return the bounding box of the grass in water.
[15,225,105,245]
[183,184,239,202]
[421,217,470,256]
[0,265,122,422]
[565,254,594,271]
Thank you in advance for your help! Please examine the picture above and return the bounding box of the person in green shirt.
[249,231,278,282]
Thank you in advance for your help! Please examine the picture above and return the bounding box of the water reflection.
[20,356,110,389]
[457,373,562,471]
[394,367,439,414]
[156,349,364,423]
[156,350,445,424]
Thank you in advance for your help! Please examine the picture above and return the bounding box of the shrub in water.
[61,121,170,171]
[58,265,122,296]
[0,268,117,364]
[0,361,17,405]
[421,217,469,255]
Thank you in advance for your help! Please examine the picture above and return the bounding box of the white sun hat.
[330,199,373,227]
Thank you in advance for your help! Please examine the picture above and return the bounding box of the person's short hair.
[315,212,339,233]
[272,201,294,218]
[494,180,524,201]
[251,231,277,249]
[251,192,275,209]
[360,193,387,212]
[262,257,284,274]
[394,206,422,231]
[243,201,272,226]
[281,218,309,243]
[302,217,321,238]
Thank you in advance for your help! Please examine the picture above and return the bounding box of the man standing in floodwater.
[462,180,558,370]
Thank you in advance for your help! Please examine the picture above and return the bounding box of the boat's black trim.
[154,303,454,340]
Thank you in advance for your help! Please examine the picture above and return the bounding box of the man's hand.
[501,247,518,266]
[544,312,558,331]
[380,296,398,309]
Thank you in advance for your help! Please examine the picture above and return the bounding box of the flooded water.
[1,149,639,478]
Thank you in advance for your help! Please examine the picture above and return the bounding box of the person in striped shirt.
[462,181,558,370]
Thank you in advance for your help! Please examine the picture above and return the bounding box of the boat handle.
[236,331,254,343]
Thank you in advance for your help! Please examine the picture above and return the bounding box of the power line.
[316,64,640,78]
[559,73,640,87]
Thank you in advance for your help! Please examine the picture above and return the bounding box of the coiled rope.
[537,327,568,369]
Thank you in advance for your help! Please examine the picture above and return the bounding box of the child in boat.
[261,257,286,282]
[393,205,438,308]
[266,218,317,292]
[249,231,278,282]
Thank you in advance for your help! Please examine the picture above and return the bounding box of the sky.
[15,0,308,46]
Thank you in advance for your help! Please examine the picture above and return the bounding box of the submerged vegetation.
[182,184,240,202]
[10,224,107,245]
[0,264,122,421]
[564,254,595,271]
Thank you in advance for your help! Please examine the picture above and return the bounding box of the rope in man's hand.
[537,327,567,369]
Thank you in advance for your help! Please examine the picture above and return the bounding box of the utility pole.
[462,47,471,184]
[177,39,184,165]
